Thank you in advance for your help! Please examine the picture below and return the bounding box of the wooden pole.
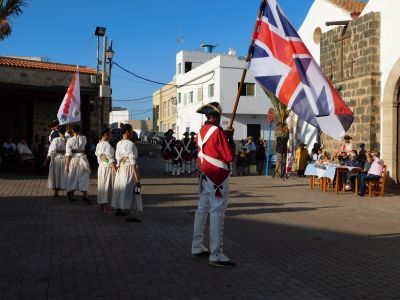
[228,0,266,129]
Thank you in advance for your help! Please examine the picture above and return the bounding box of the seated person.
[17,137,35,161]
[320,152,331,164]
[361,151,373,173]
[344,150,362,192]
[357,152,384,196]
[2,137,17,154]
[30,135,40,157]
[337,151,348,165]
[358,143,367,168]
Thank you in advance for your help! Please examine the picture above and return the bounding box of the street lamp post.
[105,40,114,123]
[94,26,106,80]
[106,40,114,85]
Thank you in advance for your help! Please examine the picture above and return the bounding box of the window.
[168,101,172,116]
[177,93,181,104]
[162,101,167,117]
[313,27,322,45]
[183,93,187,105]
[177,63,181,74]
[238,82,255,96]
[185,62,192,73]
[189,91,193,103]
[197,87,203,102]
[208,84,214,98]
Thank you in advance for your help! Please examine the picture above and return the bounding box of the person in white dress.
[95,127,117,213]
[42,125,67,197]
[112,124,142,222]
[65,124,92,205]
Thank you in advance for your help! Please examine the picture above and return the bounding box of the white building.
[109,107,129,126]
[175,48,274,142]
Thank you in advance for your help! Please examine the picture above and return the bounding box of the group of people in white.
[44,123,142,222]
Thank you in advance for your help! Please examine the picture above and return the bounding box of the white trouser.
[191,175,230,261]
[165,159,172,173]
[181,162,186,173]
[172,163,181,175]
[185,161,191,173]
[191,159,197,172]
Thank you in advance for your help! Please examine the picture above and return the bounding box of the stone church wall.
[319,12,381,154]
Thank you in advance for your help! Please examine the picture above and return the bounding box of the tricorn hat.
[196,101,222,115]
[183,132,189,136]
[190,131,196,136]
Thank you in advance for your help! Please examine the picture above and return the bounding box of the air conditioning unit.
[99,85,111,97]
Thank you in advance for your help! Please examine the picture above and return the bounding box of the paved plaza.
[1,151,400,299]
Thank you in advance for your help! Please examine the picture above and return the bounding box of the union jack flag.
[248,0,353,140]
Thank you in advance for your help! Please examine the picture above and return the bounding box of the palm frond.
[0,19,11,40]
[261,85,291,124]
[3,0,28,18]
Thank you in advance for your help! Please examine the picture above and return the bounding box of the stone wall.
[0,66,106,142]
[319,12,381,153]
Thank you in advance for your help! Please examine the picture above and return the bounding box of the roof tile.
[329,0,368,13]
[0,56,96,74]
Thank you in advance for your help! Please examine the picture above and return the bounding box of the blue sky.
[1,0,314,119]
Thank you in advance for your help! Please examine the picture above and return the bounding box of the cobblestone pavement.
[1,154,400,299]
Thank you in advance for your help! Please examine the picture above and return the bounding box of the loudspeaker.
[276,136,288,154]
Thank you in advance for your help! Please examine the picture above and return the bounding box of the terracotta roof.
[0,56,96,75]
[328,0,368,13]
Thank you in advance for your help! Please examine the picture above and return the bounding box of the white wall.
[109,110,129,125]
[298,0,352,63]
[175,51,275,141]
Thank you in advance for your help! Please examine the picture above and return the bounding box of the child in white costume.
[95,127,117,213]
[43,125,67,197]
[65,124,92,205]
[112,124,142,222]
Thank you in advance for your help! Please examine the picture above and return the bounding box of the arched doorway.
[382,58,400,182]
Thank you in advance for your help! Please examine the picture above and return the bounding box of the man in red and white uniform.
[189,131,198,172]
[162,131,175,173]
[191,102,236,267]
[172,140,183,176]
[181,132,192,174]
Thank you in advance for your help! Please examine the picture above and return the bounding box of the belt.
[119,156,129,165]
[72,150,84,153]
[100,154,109,163]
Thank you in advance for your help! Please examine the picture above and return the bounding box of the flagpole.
[228,0,266,129]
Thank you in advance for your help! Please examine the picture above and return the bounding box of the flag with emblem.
[248,0,353,140]
[57,69,81,125]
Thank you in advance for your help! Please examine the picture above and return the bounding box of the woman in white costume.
[65,124,92,205]
[43,125,67,197]
[112,124,142,222]
[95,127,117,213]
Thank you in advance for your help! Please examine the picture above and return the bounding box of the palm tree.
[262,86,291,138]
[0,0,28,41]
